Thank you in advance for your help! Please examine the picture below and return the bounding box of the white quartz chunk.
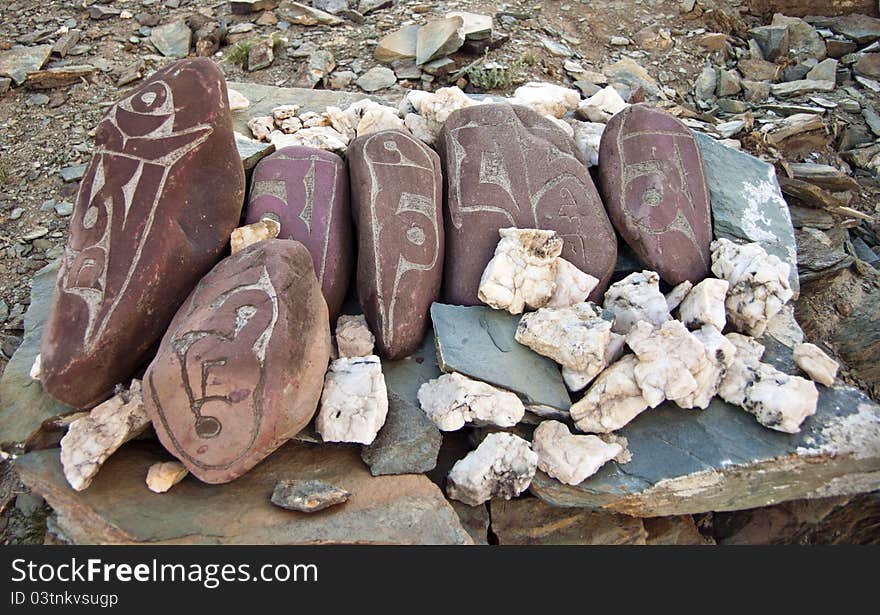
[577,85,629,123]
[678,278,729,330]
[316,356,388,445]
[510,81,581,118]
[561,332,625,392]
[403,86,480,145]
[230,218,281,254]
[570,355,650,433]
[710,238,794,337]
[146,461,188,494]
[446,432,538,506]
[688,325,738,409]
[793,342,839,387]
[547,258,600,308]
[478,228,563,314]
[532,420,622,485]
[665,280,693,311]
[604,270,671,335]
[335,314,375,358]
[417,372,525,431]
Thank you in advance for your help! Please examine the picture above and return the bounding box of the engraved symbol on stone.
[300,159,316,233]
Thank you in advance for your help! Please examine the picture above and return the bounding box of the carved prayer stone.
[598,103,713,286]
[144,239,331,484]
[245,146,352,321]
[40,58,245,410]
[348,129,444,360]
[438,103,617,306]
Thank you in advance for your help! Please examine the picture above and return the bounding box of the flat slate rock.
[694,131,799,297]
[598,104,712,286]
[15,440,473,545]
[530,336,880,516]
[362,330,442,475]
[439,103,617,306]
[0,261,74,452]
[246,146,352,320]
[348,130,444,360]
[431,303,571,413]
[40,58,245,409]
[0,44,52,85]
[144,240,330,484]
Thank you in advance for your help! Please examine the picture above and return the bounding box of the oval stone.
[438,103,617,306]
[244,146,352,321]
[40,58,245,410]
[144,239,331,484]
[598,103,713,286]
[348,129,444,360]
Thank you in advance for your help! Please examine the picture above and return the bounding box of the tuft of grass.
[0,162,7,185]
[467,62,514,91]
[224,40,254,68]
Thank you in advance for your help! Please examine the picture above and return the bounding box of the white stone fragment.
[446,432,538,506]
[279,116,303,134]
[269,126,349,153]
[60,380,150,491]
[678,278,729,330]
[29,353,41,381]
[710,238,794,337]
[356,106,407,136]
[561,332,625,392]
[577,85,629,123]
[316,356,388,445]
[568,120,605,167]
[509,82,580,118]
[719,334,818,433]
[544,114,575,137]
[570,355,650,433]
[247,115,275,141]
[417,372,525,431]
[226,87,250,111]
[532,420,622,485]
[229,218,281,254]
[603,270,671,334]
[478,228,563,314]
[689,325,738,408]
[404,86,480,144]
[403,112,434,143]
[325,99,407,141]
[665,280,693,311]
[793,342,839,386]
[626,320,715,409]
[547,258,599,308]
[515,302,613,377]
[272,104,300,122]
[146,461,188,493]
[335,314,375,358]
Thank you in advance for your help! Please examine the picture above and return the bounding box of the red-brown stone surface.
[245,146,352,321]
[144,239,330,484]
[598,103,713,286]
[348,130,444,360]
[40,58,245,410]
[438,103,617,306]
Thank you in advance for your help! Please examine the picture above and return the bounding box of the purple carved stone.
[144,239,331,484]
[348,130,444,360]
[245,146,352,321]
[598,103,713,286]
[39,58,245,410]
[438,103,617,306]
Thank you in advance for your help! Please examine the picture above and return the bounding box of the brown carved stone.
[40,58,245,410]
[144,239,331,484]
[348,129,444,360]
[245,146,352,321]
[598,103,713,286]
[438,103,617,306]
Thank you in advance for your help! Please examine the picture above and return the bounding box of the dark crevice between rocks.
[486,501,499,545]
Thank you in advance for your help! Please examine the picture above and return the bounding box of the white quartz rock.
[446,432,538,506]
[404,86,480,145]
[226,87,250,111]
[562,332,625,392]
[335,314,375,358]
[325,99,406,141]
[626,320,714,409]
[515,302,613,377]
[568,120,605,167]
[247,115,275,141]
[710,238,794,337]
[60,380,150,491]
[272,104,300,122]
[547,258,599,308]
[230,218,281,254]
[793,342,838,386]
[577,85,629,123]
[269,126,349,153]
[570,355,650,433]
[532,420,622,485]
[603,270,671,334]
[417,372,525,431]
[719,334,818,433]
[665,280,693,311]
[403,112,434,143]
[678,278,729,330]
[510,82,580,119]
[478,228,563,314]
[688,325,738,408]
[316,356,388,445]
[29,353,41,381]
[146,461,188,493]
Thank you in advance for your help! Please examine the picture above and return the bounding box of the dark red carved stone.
[598,103,713,286]
[438,103,617,306]
[245,146,352,321]
[144,239,331,484]
[40,58,245,410]
[348,130,444,360]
